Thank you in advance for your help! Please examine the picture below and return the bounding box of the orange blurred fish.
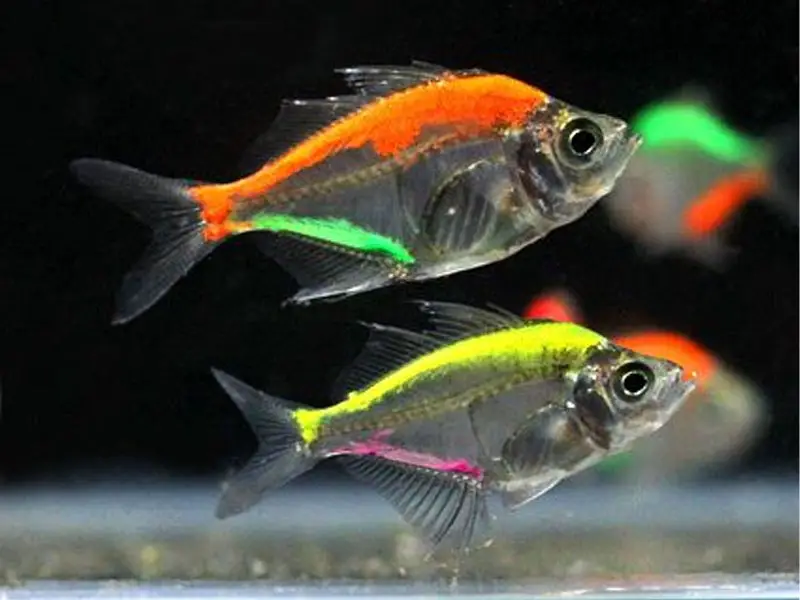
[70,61,641,324]
[523,289,768,480]
[602,88,798,268]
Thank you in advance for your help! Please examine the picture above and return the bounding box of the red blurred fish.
[523,289,768,480]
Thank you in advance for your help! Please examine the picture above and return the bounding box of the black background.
[1,0,797,486]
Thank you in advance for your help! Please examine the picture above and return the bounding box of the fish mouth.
[668,368,697,413]
[624,129,644,155]
[606,127,643,180]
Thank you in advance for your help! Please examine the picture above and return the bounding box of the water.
[0,478,796,597]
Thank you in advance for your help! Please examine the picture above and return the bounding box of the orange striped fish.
[523,289,768,480]
[603,88,798,269]
[70,61,641,324]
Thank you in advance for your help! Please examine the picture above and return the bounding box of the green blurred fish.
[604,87,797,268]
[212,301,695,555]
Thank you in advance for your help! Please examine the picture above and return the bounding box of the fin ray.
[252,232,403,305]
[336,63,450,96]
[332,301,530,398]
[413,300,528,342]
[337,454,490,555]
[237,96,371,176]
[331,323,441,398]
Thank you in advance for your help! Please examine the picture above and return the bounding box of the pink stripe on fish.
[330,429,483,479]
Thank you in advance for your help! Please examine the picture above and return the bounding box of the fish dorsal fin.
[331,301,530,398]
[336,61,486,97]
[331,323,442,399]
[413,300,529,343]
[236,95,371,176]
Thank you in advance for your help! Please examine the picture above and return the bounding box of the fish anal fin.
[252,231,405,305]
[236,95,371,177]
[337,454,491,556]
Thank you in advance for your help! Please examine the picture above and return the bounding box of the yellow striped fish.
[212,301,695,555]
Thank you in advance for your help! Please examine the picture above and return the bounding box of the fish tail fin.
[69,158,223,324]
[762,115,799,222]
[211,368,319,519]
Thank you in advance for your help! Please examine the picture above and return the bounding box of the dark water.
[2,0,797,487]
[1,1,798,596]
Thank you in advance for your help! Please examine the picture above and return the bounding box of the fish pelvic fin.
[70,158,226,324]
[211,368,319,519]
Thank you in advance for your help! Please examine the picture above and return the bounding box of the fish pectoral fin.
[419,159,515,257]
[500,476,563,511]
[252,232,403,305]
[337,455,491,556]
[70,159,218,325]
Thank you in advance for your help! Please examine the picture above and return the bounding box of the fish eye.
[612,361,654,402]
[559,118,604,165]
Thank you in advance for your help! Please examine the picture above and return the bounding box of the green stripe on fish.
[249,214,415,264]
[633,101,764,165]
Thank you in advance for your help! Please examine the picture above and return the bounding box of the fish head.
[515,100,642,223]
[568,343,696,453]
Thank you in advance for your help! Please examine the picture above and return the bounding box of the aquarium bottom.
[1,574,798,600]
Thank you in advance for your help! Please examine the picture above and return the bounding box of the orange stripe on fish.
[683,168,769,239]
[189,73,548,240]
[204,221,253,241]
[613,330,717,388]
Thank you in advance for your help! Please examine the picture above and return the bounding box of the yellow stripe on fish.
[294,322,607,443]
